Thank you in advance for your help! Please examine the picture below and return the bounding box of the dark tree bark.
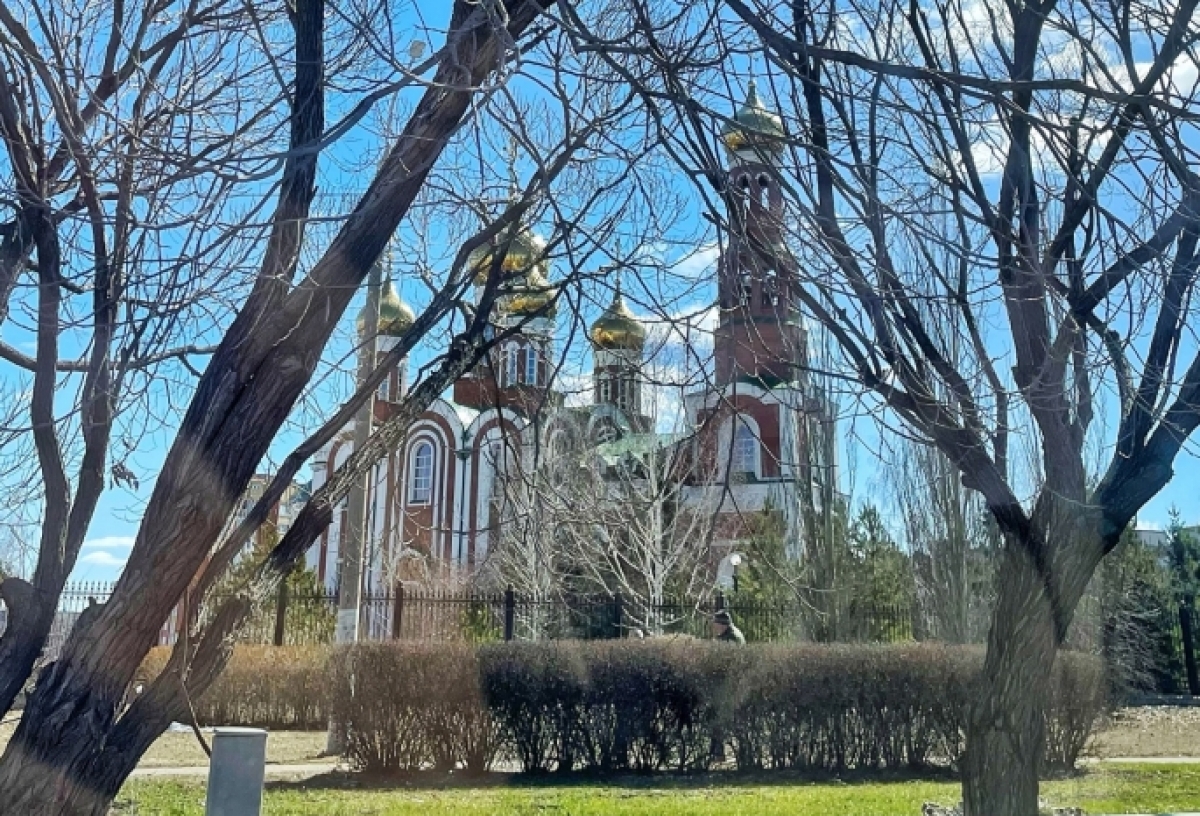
[584,0,1200,813]
[0,2,548,813]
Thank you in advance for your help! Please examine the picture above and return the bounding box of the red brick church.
[305,83,837,594]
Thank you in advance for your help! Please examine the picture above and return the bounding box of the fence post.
[715,591,726,612]
[503,586,515,642]
[612,592,623,639]
[391,584,405,640]
[272,579,288,647]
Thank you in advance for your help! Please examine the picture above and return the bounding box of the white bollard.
[205,727,268,816]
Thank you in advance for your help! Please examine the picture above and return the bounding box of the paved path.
[1086,756,1200,764]
[130,762,337,780]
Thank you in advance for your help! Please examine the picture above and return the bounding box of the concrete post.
[205,727,267,816]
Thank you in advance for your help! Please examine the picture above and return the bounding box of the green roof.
[594,432,685,466]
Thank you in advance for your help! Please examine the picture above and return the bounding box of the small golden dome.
[500,265,558,319]
[357,277,415,337]
[466,227,549,285]
[720,80,785,153]
[590,287,645,351]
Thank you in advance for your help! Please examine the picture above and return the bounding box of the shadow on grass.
[267,766,961,794]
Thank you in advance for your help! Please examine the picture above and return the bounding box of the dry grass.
[0,721,328,768]
[1088,707,1200,759]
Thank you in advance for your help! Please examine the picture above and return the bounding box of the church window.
[733,423,759,477]
[525,344,539,385]
[757,173,771,189]
[506,343,518,387]
[739,272,753,305]
[410,441,434,504]
[762,274,778,307]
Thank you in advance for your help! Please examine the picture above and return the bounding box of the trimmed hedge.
[141,645,329,730]
[328,642,502,774]
[328,641,1106,775]
[141,641,1104,775]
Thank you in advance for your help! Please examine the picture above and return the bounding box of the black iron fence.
[4,582,1199,698]
[237,586,920,646]
[0,582,923,650]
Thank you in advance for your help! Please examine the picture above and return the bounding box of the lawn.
[112,764,1200,815]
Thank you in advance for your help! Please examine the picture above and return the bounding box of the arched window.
[525,344,539,385]
[738,272,753,305]
[732,423,758,477]
[410,441,434,504]
[506,342,518,386]
[762,273,778,307]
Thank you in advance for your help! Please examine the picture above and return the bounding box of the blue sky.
[10,0,1197,583]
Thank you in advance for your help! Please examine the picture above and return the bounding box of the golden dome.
[720,80,785,153]
[466,227,549,285]
[590,287,644,351]
[500,265,558,319]
[357,277,415,337]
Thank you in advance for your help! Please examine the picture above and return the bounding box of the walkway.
[131,762,337,780]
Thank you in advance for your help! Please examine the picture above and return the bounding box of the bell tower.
[589,269,647,421]
[714,81,806,387]
[452,223,561,416]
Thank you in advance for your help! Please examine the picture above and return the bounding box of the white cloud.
[670,243,720,280]
[79,551,128,567]
[644,303,717,352]
[82,536,135,550]
[1135,58,1200,101]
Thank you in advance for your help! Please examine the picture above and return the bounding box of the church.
[305,83,837,595]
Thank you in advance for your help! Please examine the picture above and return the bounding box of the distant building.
[306,84,837,595]
[228,474,309,547]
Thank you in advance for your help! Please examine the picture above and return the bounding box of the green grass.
[111,765,1200,815]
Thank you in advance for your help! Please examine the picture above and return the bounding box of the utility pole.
[335,257,383,643]
[327,254,382,757]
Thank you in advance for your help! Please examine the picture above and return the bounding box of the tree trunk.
[1179,600,1199,695]
[962,542,1058,816]
[0,658,130,816]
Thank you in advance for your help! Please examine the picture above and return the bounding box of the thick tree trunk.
[0,6,547,814]
[962,541,1058,816]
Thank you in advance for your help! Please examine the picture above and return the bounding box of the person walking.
[712,609,745,645]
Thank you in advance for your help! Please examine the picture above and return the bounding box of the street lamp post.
[455,429,472,564]
[729,553,742,594]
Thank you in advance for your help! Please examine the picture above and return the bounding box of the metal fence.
[0,582,922,651]
[6,582,1200,698]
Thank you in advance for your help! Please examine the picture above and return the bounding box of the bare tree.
[512,428,717,636]
[893,436,997,644]
[0,1,561,811]
[560,0,1200,811]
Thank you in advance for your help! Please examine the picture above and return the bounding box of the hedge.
[326,641,1106,775]
[140,642,1103,775]
[140,645,330,730]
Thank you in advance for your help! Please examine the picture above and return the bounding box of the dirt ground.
[0,721,329,768]
[1087,706,1200,758]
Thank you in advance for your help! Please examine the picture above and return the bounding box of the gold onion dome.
[501,264,558,319]
[590,283,645,352]
[357,277,415,337]
[466,225,557,319]
[466,226,550,285]
[720,80,785,153]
